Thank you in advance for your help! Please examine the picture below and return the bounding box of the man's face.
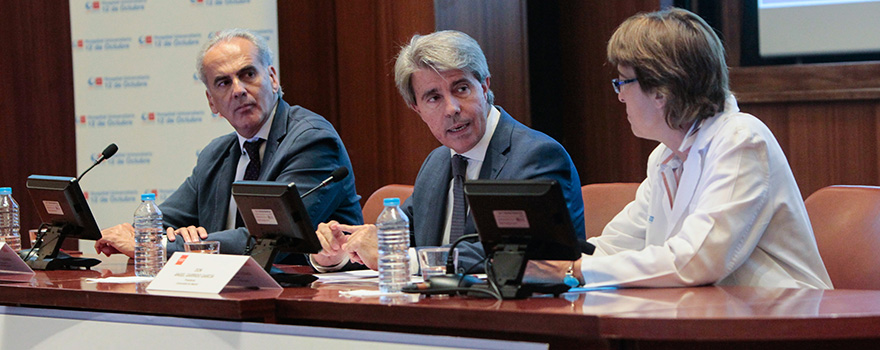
[410,68,490,154]
[202,37,279,138]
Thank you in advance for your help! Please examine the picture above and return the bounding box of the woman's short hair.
[394,30,494,106]
[607,8,729,130]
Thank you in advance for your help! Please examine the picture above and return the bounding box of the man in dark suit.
[95,29,361,260]
[313,30,584,272]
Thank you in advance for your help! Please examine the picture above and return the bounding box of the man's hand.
[313,221,351,267]
[166,225,208,243]
[341,224,379,270]
[94,223,136,258]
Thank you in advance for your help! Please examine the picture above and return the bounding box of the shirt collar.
[450,105,501,161]
[236,98,278,151]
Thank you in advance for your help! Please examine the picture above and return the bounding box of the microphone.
[300,167,349,199]
[77,143,118,181]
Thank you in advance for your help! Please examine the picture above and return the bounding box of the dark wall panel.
[435,0,530,126]
[1,1,76,242]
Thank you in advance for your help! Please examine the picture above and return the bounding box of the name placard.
[146,252,280,294]
[0,243,35,282]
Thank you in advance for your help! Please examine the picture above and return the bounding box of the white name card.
[0,243,35,282]
[146,252,281,294]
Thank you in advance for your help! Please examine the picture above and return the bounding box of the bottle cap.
[383,197,400,206]
[141,193,156,201]
[0,187,10,195]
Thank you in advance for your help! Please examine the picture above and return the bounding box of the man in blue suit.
[95,29,362,261]
[312,30,584,272]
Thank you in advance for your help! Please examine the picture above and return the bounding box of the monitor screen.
[464,179,581,261]
[231,181,321,254]
[26,175,102,240]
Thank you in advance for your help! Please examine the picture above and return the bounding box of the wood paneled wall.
[277,0,436,205]
[435,0,530,125]
[1,1,77,238]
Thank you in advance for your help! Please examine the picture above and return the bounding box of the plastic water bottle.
[0,187,22,252]
[376,197,411,293]
[134,193,165,277]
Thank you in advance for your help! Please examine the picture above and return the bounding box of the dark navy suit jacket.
[161,98,362,256]
[403,106,585,272]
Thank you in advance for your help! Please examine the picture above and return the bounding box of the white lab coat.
[584,96,833,289]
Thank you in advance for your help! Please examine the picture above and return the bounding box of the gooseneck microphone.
[300,167,349,199]
[77,143,119,182]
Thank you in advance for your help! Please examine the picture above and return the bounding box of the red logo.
[93,1,100,9]
[148,112,155,121]
[95,77,103,86]
[150,189,158,196]
[79,115,86,124]
[77,40,83,48]
[176,255,189,265]
[83,192,89,200]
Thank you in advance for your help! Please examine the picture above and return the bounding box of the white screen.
[758,0,880,58]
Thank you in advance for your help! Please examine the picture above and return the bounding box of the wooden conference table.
[3,255,880,349]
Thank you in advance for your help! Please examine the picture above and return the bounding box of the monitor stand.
[485,243,571,299]
[247,237,317,287]
[19,224,101,270]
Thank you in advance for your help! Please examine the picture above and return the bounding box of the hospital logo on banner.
[83,0,147,13]
[88,151,153,166]
[191,0,252,6]
[140,34,201,48]
[73,38,132,51]
[142,110,207,125]
[88,77,103,88]
[84,1,100,11]
[85,190,141,205]
[88,75,150,89]
[79,114,136,128]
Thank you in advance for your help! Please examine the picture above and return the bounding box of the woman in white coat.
[532,8,832,289]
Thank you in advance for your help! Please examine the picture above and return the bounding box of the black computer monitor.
[464,179,581,298]
[232,181,322,286]
[24,175,103,269]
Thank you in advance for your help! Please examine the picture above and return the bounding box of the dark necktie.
[236,138,264,228]
[449,154,469,243]
[243,138,265,181]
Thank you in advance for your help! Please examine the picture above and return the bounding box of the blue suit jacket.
[161,98,363,255]
[403,107,585,272]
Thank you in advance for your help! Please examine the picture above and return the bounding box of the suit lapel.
[421,154,452,246]
[212,139,239,233]
[260,98,289,180]
[479,107,513,180]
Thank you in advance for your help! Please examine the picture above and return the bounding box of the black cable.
[243,235,257,255]
[446,233,479,274]
[21,223,51,262]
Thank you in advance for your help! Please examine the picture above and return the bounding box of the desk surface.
[4,257,880,349]
[274,279,880,347]
[0,255,278,322]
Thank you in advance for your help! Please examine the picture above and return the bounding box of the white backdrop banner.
[69,0,279,252]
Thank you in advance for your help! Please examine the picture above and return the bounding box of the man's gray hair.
[196,28,274,86]
[394,30,493,106]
